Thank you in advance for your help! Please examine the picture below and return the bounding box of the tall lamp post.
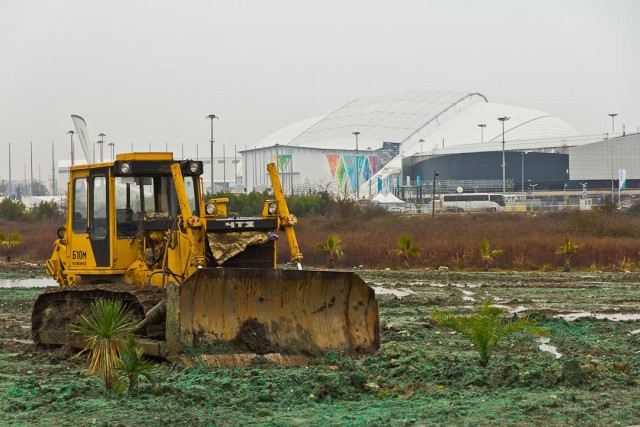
[108,142,114,161]
[431,170,439,219]
[98,133,106,162]
[418,138,424,153]
[478,124,486,143]
[498,117,510,193]
[206,114,219,194]
[608,113,618,134]
[67,130,75,166]
[352,131,360,200]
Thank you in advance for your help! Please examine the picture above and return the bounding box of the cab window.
[72,178,88,233]
[90,176,108,239]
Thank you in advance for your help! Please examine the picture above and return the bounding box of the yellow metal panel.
[116,152,174,161]
[176,269,380,355]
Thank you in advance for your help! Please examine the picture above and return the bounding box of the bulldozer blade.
[168,268,379,357]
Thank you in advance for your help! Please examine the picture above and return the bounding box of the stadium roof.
[252,90,488,151]
[248,89,582,187]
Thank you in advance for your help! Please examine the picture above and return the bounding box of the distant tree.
[0,232,21,262]
[556,237,579,272]
[0,199,27,220]
[315,235,345,268]
[480,238,504,271]
[30,201,61,220]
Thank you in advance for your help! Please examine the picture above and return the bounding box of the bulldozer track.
[31,283,165,348]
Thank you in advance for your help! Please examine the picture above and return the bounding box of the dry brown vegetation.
[7,209,640,272]
[0,219,59,262]
[294,210,640,271]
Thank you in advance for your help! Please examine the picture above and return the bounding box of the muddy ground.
[0,269,639,426]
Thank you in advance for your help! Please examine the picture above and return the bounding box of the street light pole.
[418,138,424,153]
[498,117,510,193]
[206,114,219,194]
[608,113,618,134]
[67,131,75,166]
[478,124,486,143]
[352,131,360,201]
[108,142,114,161]
[98,133,106,162]
[431,170,439,218]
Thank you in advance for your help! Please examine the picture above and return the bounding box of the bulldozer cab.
[51,153,207,285]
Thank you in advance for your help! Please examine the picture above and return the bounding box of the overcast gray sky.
[1,0,638,183]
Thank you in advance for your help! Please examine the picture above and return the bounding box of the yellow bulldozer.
[32,153,379,365]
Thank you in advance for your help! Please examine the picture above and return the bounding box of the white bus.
[440,193,506,212]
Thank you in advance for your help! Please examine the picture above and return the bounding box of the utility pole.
[8,142,11,199]
[206,114,219,194]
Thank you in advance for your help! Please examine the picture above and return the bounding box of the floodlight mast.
[206,114,219,194]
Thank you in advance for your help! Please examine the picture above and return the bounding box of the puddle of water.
[462,290,474,296]
[556,312,640,322]
[537,337,563,359]
[372,287,416,298]
[630,329,640,335]
[0,277,56,289]
[462,296,476,301]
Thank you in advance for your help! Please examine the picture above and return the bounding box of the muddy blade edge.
[172,269,380,357]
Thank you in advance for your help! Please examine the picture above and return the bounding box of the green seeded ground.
[1,270,639,426]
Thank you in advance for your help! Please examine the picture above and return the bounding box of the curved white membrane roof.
[252,90,487,151]
[248,89,580,194]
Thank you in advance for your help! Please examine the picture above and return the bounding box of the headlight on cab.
[189,161,199,174]
[268,202,277,214]
[205,202,216,215]
[119,162,130,174]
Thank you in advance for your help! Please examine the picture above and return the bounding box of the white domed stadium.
[241,89,587,196]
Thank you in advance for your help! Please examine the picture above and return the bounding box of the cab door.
[88,168,111,267]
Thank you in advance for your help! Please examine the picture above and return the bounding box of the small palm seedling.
[0,232,21,262]
[431,299,548,367]
[117,335,157,395]
[480,237,503,271]
[71,299,137,392]
[388,234,421,268]
[556,237,579,272]
[315,235,345,268]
